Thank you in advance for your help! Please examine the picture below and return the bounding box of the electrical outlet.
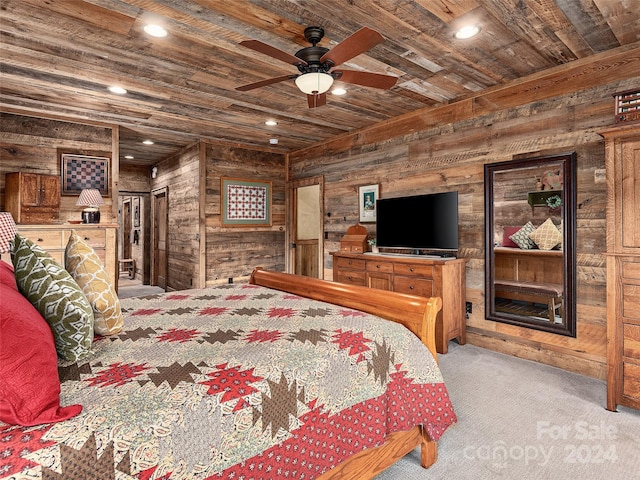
[465,302,472,314]
[228,277,233,284]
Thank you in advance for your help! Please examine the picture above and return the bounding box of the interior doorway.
[288,177,324,278]
[151,187,168,289]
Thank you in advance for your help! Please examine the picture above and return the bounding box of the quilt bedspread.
[1,283,456,479]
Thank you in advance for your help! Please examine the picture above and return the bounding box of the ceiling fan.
[236,26,397,108]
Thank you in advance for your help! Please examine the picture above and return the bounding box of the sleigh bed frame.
[249,268,443,479]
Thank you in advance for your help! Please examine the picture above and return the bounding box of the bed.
[1,267,456,479]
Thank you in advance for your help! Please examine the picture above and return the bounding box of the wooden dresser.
[331,251,467,354]
[16,223,119,291]
[601,123,640,411]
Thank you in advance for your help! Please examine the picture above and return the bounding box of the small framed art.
[358,184,379,223]
[221,177,272,226]
[61,153,110,195]
[133,197,140,227]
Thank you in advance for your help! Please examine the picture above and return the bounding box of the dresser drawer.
[622,362,640,400]
[622,261,640,280]
[622,284,640,321]
[394,263,434,277]
[366,260,394,274]
[20,229,64,249]
[334,256,365,270]
[624,324,640,359]
[336,270,366,286]
[394,276,434,297]
[65,229,107,249]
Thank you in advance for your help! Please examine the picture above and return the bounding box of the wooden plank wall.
[288,77,640,379]
[151,141,286,290]
[0,112,114,222]
[151,143,201,291]
[204,143,286,285]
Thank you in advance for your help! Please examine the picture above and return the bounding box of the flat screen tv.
[375,191,458,252]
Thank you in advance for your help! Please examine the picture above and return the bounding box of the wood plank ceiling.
[1,0,638,166]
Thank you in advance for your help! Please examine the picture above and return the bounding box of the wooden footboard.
[249,268,443,479]
[249,268,442,360]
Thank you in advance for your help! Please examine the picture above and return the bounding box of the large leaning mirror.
[484,152,576,337]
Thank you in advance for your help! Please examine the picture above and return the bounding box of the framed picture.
[359,184,379,222]
[133,197,140,227]
[221,177,272,226]
[61,154,110,195]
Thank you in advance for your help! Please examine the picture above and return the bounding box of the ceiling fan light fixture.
[295,72,334,95]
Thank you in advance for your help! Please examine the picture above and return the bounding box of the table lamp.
[76,189,104,223]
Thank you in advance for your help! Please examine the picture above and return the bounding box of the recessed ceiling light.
[265,120,278,126]
[144,24,168,37]
[124,155,134,159]
[269,138,278,144]
[108,86,127,94]
[454,25,480,39]
[331,87,347,95]
[142,140,154,145]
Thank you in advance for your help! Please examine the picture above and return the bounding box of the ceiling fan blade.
[239,40,307,66]
[236,75,295,92]
[335,70,397,89]
[320,27,384,67]
[307,93,327,108]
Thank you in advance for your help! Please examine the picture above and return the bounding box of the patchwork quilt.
[1,284,456,479]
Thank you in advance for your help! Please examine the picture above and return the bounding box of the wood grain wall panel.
[203,143,286,286]
[289,77,639,379]
[0,112,114,222]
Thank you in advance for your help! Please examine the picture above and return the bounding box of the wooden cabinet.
[332,251,467,354]
[601,124,640,411]
[5,172,61,224]
[16,223,119,291]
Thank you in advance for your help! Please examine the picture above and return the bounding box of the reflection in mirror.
[484,152,576,337]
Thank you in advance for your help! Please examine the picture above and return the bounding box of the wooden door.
[288,177,324,278]
[40,175,60,208]
[122,198,132,261]
[21,173,39,206]
[152,188,168,289]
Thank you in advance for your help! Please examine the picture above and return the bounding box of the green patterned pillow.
[508,221,536,249]
[65,230,123,335]
[11,234,93,361]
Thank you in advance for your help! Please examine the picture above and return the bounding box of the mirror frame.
[484,152,577,337]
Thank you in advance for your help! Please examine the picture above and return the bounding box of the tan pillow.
[529,218,562,250]
[65,230,123,335]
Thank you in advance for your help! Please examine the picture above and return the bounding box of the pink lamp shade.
[0,212,18,254]
[76,189,104,224]
[76,189,105,207]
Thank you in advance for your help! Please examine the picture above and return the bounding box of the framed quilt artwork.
[221,177,272,226]
[61,154,110,195]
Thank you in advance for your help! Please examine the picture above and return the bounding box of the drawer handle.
[410,267,414,272]
[376,264,381,269]
[37,238,44,242]
[84,237,90,241]
[409,286,414,290]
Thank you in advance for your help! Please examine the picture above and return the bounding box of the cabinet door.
[40,175,61,208]
[21,173,40,206]
[621,138,640,249]
[366,272,392,291]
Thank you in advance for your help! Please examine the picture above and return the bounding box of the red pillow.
[0,282,82,426]
[0,260,16,288]
[502,226,521,248]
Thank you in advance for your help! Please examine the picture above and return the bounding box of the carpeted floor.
[375,343,640,479]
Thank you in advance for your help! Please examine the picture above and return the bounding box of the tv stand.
[331,251,468,354]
